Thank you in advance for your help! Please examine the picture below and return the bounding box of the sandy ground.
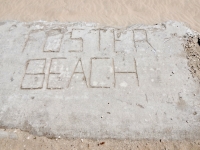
[0,129,200,150]
[0,0,200,149]
[0,0,200,32]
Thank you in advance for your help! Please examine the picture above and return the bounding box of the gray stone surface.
[0,129,18,139]
[0,21,199,139]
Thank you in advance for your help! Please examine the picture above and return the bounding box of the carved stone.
[0,21,199,139]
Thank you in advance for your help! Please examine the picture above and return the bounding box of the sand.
[0,0,200,149]
[0,0,200,32]
[0,129,200,150]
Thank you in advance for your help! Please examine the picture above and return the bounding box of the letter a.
[68,58,88,87]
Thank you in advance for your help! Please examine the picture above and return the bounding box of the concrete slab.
[0,21,199,140]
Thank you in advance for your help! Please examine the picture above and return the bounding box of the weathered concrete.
[0,129,17,139]
[0,21,199,139]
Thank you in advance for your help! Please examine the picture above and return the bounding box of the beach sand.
[0,0,200,32]
[0,129,200,150]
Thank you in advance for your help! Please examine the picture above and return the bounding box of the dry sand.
[0,0,200,32]
[0,129,200,150]
[0,0,200,149]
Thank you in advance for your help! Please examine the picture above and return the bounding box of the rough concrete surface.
[0,21,200,141]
